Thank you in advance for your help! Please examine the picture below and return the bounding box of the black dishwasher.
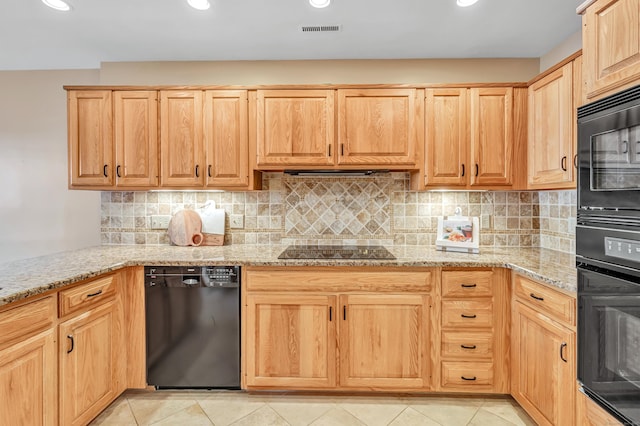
[145,266,240,389]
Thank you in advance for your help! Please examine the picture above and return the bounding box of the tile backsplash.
[101,172,577,253]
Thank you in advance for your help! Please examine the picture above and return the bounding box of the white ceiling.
[1,0,583,71]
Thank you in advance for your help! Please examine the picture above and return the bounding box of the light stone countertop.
[0,244,577,307]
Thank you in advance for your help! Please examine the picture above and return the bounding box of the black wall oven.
[577,85,640,426]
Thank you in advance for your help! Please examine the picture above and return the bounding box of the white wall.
[539,30,582,72]
[100,58,540,85]
[0,70,102,262]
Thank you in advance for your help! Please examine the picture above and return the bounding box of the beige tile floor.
[90,390,537,426]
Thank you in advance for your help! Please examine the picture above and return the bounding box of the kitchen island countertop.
[0,244,576,307]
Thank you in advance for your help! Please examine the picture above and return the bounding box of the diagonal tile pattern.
[90,391,536,426]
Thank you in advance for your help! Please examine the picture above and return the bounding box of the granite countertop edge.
[0,245,577,307]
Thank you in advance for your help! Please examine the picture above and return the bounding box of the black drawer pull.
[329,306,332,321]
[116,165,122,178]
[530,293,544,301]
[561,156,567,171]
[461,314,477,319]
[461,376,477,381]
[461,284,477,288]
[87,290,103,298]
[208,165,212,177]
[461,164,465,177]
[560,342,568,362]
[103,164,108,177]
[328,144,332,157]
[67,335,74,354]
[461,344,477,350]
[343,305,346,320]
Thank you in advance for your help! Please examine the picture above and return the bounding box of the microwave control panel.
[605,237,640,262]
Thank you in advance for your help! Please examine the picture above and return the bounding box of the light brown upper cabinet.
[69,90,159,189]
[424,88,468,187]
[114,91,159,188]
[337,88,419,167]
[528,63,574,188]
[256,89,335,168]
[582,0,640,101]
[159,90,204,187]
[68,90,113,187]
[423,87,517,189]
[204,90,249,188]
[470,87,514,186]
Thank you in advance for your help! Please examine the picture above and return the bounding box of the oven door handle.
[560,342,568,363]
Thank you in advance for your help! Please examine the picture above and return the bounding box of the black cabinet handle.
[343,305,346,320]
[461,344,477,350]
[117,165,122,178]
[560,342,568,362]
[195,165,200,177]
[340,144,344,156]
[103,164,108,177]
[622,141,629,154]
[461,314,477,319]
[461,283,477,288]
[208,165,212,178]
[475,164,479,177]
[328,144,332,157]
[87,290,103,298]
[461,164,465,177]
[574,154,578,169]
[561,156,567,171]
[67,335,74,354]
[530,293,544,301]
[461,376,477,381]
[329,306,333,322]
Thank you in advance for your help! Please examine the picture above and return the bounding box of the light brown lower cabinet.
[244,267,433,391]
[511,274,576,426]
[59,300,124,426]
[0,295,57,426]
[0,328,57,426]
[576,385,622,425]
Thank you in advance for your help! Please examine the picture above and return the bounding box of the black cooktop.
[278,245,396,260]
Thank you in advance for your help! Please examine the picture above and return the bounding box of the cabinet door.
[339,294,430,389]
[338,89,418,166]
[256,90,334,167]
[113,91,159,187]
[583,0,640,100]
[470,87,513,186]
[204,90,249,188]
[68,90,113,187]
[59,299,124,426]
[245,294,337,388]
[512,301,575,426]
[0,329,56,426]
[528,63,574,188]
[160,90,204,187]
[425,88,468,187]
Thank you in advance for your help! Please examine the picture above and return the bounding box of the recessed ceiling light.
[188,0,210,10]
[457,0,479,7]
[309,0,331,8]
[42,0,71,11]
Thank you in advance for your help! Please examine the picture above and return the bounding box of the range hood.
[283,170,388,176]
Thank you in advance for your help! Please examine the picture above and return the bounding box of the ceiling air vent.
[301,25,341,33]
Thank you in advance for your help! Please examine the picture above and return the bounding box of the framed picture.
[436,215,480,253]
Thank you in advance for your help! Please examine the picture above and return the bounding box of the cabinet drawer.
[442,300,493,328]
[245,267,432,292]
[514,275,575,326]
[442,270,493,298]
[441,362,493,387]
[442,331,493,359]
[59,274,117,317]
[0,296,56,346]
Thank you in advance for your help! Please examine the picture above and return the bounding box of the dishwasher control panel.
[144,266,240,288]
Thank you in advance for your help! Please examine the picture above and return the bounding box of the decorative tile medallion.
[283,175,392,236]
